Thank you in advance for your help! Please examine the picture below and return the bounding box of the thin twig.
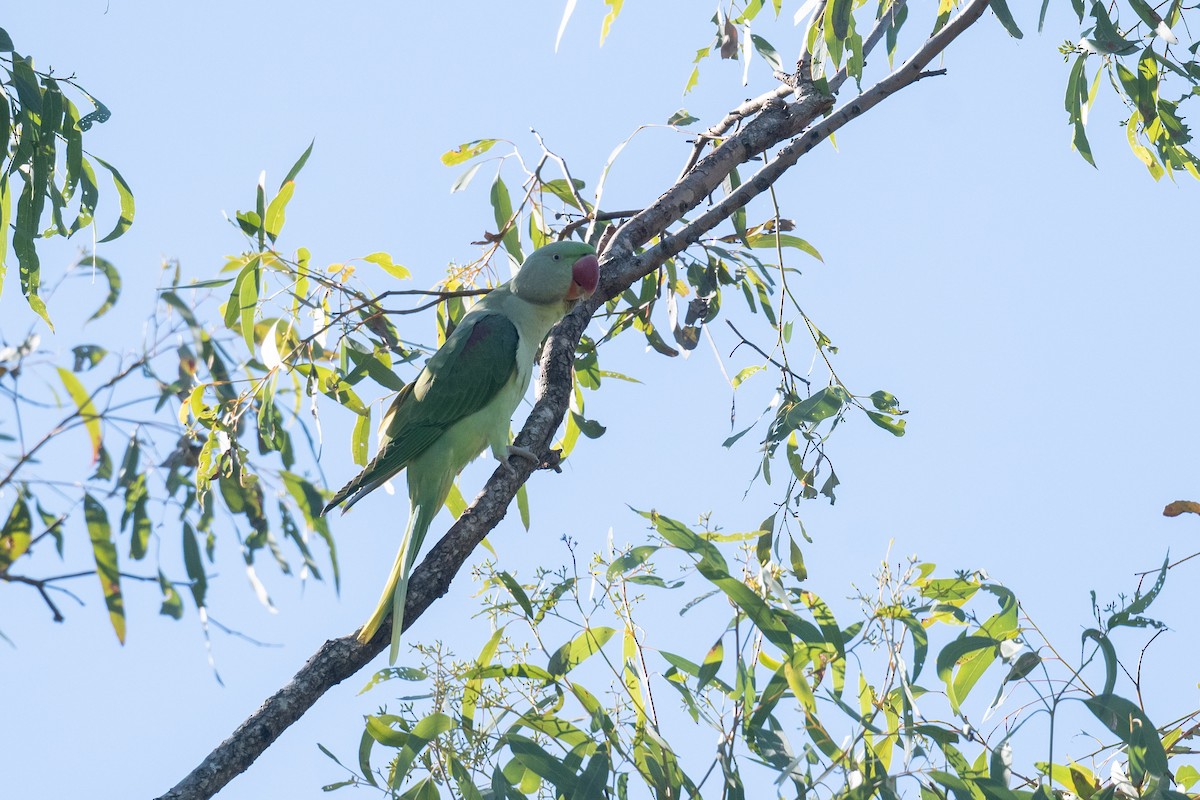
[1134,550,1200,577]
[1,573,67,621]
[726,320,811,388]
[558,209,642,242]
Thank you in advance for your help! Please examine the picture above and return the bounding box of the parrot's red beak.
[566,254,600,300]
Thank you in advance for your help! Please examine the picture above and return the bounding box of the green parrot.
[322,241,600,663]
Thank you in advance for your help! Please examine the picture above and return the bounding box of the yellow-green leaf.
[264,180,294,242]
[239,261,260,352]
[362,252,411,280]
[57,367,102,462]
[440,139,498,166]
[351,408,370,466]
[600,0,624,45]
[0,497,32,573]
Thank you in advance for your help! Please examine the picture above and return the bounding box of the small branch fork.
[158,2,991,797]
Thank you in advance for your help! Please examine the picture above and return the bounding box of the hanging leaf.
[94,157,135,243]
[56,367,102,462]
[84,494,124,643]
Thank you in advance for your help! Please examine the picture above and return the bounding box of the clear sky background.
[3,2,1199,799]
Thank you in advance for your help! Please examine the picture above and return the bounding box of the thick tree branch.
[161,2,992,797]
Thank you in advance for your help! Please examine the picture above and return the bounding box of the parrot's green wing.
[322,312,520,513]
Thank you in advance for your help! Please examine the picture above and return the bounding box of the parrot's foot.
[503,445,539,477]
[507,444,539,463]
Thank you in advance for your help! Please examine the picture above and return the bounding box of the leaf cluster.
[329,511,1197,800]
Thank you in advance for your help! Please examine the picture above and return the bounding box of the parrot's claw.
[539,449,563,473]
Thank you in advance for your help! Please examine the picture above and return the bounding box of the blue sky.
[3,2,1199,798]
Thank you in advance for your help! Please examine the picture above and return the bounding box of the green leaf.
[745,232,823,261]
[788,536,807,581]
[1065,54,1096,167]
[158,570,183,619]
[345,344,406,391]
[697,636,724,689]
[238,261,260,352]
[666,109,699,126]
[389,712,457,788]
[1084,694,1169,782]
[568,411,606,439]
[1108,553,1167,629]
[441,139,498,166]
[85,494,124,643]
[450,162,485,193]
[989,0,1023,38]
[540,178,588,210]
[13,173,50,327]
[750,34,783,71]
[57,367,102,463]
[461,626,504,730]
[80,254,121,322]
[398,777,439,800]
[0,27,13,51]
[365,714,411,748]
[1087,2,1138,55]
[516,484,530,531]
[1081,628,1117,695]
[281,471,338,590]
[281,139,315,186]
[547,627,617,676]
[783,386,848,428]
[643,510,793,654]
[0,175,11,295]
[936,634,998,714]
[496,571,534,618]
[182,521,208,609]
[878,604,929,681]
[71,345,107,371]
[866,410,906,436]
[830,0,852,40]
[507,735,578,792]
[490,177,524,263]
[94,157,135,243]
[1176,765,1200,791]
[125,475,151,560]
[607,545,658,580]
[571,746,610,800]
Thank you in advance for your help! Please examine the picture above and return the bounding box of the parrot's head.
[511,241,600,305]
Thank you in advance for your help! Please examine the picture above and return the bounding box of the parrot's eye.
[553,254,561,261]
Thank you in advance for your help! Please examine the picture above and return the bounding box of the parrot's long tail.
[356,498,441,664]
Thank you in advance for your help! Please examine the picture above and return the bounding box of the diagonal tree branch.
[158,2,992,797]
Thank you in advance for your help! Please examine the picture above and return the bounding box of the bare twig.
[1134,550,1200,577]
[0,573,68,622]
[726,320,811,388]
[557,209,642,242]
[0,355,150,492]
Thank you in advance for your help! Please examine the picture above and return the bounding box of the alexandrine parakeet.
[322,241,600,662]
